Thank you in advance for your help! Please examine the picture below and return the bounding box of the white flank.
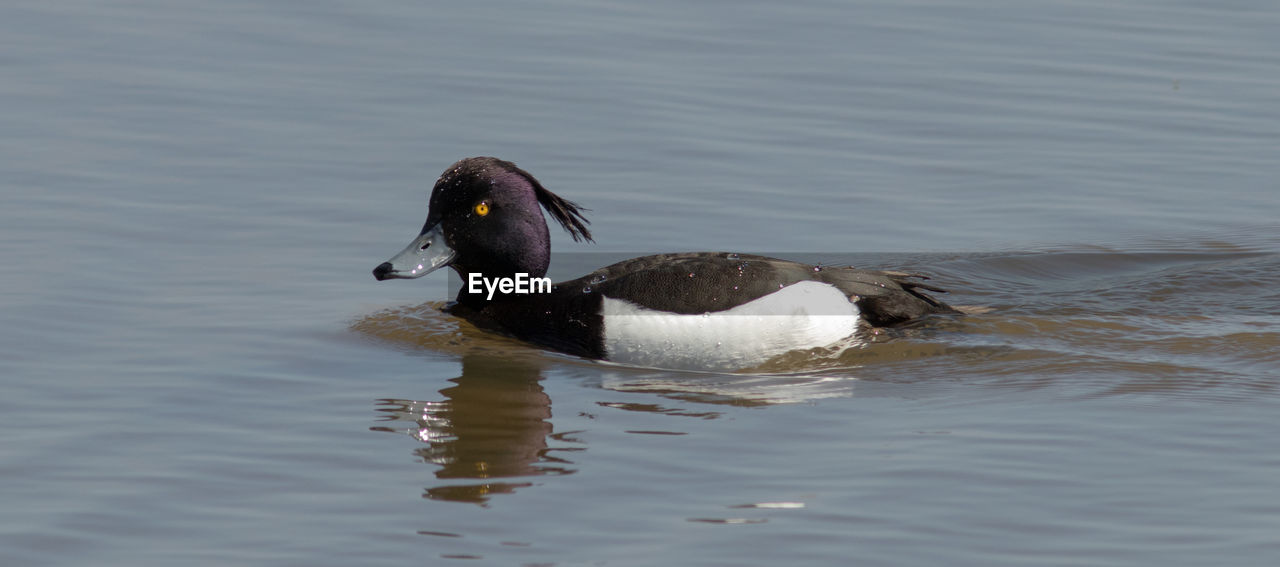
[602,281,861,371]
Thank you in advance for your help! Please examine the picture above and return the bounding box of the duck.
[372,157,957,371]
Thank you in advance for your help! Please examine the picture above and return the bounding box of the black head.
[372,157,592,283]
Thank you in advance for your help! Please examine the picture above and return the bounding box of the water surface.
[3,0,1279,565]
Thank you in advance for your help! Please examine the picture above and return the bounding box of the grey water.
[3,0,1279,565]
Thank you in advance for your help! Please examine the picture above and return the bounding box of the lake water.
[3,0,1279,565]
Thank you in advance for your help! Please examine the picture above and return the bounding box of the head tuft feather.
[500,160,594,243]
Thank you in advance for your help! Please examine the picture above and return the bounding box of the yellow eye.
[474,202,490,216]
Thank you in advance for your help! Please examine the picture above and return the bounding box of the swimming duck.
[372,157,957,370]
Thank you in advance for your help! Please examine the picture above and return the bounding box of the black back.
[562,253,956,326]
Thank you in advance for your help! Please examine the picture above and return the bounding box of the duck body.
[373,157,957,371]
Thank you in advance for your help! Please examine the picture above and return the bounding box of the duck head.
[372,157,592,283]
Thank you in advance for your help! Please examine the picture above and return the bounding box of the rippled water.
[348,242,1280,563]
[4,0,1280,565]
[359,242,1280,404]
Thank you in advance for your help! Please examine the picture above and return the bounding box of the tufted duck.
[372,157,957,370]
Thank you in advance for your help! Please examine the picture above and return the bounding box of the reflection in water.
[595,366,859,406]
[351,301,872,405]
[372,355,581,505]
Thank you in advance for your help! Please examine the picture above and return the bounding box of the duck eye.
[473,201,490,216]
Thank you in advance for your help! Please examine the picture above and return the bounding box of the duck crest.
[500,159,594,243]
[529,178,593,243]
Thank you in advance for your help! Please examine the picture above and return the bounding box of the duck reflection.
[372,355,579,505]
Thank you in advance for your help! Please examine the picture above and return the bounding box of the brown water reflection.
[372,355,582,505]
